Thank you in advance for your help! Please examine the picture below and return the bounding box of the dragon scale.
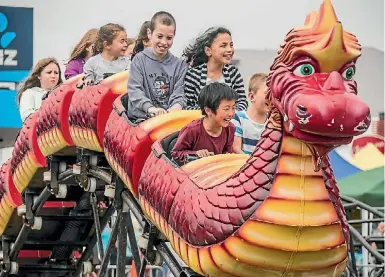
[0,1,371,277]
[138,109,349,277]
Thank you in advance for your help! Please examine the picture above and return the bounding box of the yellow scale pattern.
[104,151,135,195]
[139,135,347,277]
[38,127,68,157]
[70,126,103,152]
[13,153,39,193]
[0,194,16,235]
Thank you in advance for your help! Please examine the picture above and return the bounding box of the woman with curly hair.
[17,57,62,122]
[83,23,130,84]
[183,27,247,111]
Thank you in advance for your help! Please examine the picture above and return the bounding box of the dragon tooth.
[289,121,294,132]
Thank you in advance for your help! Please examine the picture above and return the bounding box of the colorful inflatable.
[0,0,372,276]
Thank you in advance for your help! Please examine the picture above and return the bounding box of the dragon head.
[267,0,371,162]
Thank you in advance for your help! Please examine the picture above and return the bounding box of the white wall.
[0,147,13,164]
[1,0,384,64]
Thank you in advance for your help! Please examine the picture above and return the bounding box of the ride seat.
[121,93,129,112]
[115,93,152,125]
[113,93,138,127]
[160,131,179,161]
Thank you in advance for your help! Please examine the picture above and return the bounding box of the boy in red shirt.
[171,82,237,164]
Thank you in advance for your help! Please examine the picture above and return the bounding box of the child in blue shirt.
[232,73,268,154]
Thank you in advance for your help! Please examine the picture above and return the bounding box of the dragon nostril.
[297,105,307,113]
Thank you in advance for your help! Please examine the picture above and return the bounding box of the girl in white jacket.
[17,57,62,122]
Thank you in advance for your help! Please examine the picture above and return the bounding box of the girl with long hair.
[18,57,62,121]
[183,27,247,111]
[131,21,151,60]
[64,28,98,79]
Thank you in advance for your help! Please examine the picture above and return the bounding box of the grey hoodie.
[126,48,188,121]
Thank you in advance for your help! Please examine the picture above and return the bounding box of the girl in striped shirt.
[182,27,248,111]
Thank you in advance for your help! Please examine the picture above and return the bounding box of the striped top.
[184,63,248,111]
[232,111,266,155]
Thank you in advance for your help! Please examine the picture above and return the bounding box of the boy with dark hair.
[171,82,237,164]
[149,11,177,32]
[126,11,187,122]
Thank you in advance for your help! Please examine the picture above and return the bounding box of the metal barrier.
[343,198,384,277]
[94,265,166,277]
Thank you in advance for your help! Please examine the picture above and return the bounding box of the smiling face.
[39,62,60,90]
[105,31,128,57]
[148,22,175,59]
[205,99,236,128]
[205,33,234,65]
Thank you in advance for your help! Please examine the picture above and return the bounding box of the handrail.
[348,223,385,263]
[342,195,384,218]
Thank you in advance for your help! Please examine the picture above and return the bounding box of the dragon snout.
[286,93,371,139]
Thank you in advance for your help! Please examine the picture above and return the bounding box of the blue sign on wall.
[0,6,33,128]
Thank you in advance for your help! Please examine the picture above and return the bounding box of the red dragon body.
[0,1,371,276]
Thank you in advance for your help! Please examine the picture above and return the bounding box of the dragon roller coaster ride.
[0,0,383,276]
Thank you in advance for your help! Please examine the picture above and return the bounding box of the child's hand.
[79,79,93,87]
[76,79,85,89]
[148,107,167,116]
[168,104,182,112]
[196,149,214,158]
[85,79,94,86]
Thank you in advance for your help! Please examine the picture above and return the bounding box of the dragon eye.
[342,66,355,80]
[293,63,315,77]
